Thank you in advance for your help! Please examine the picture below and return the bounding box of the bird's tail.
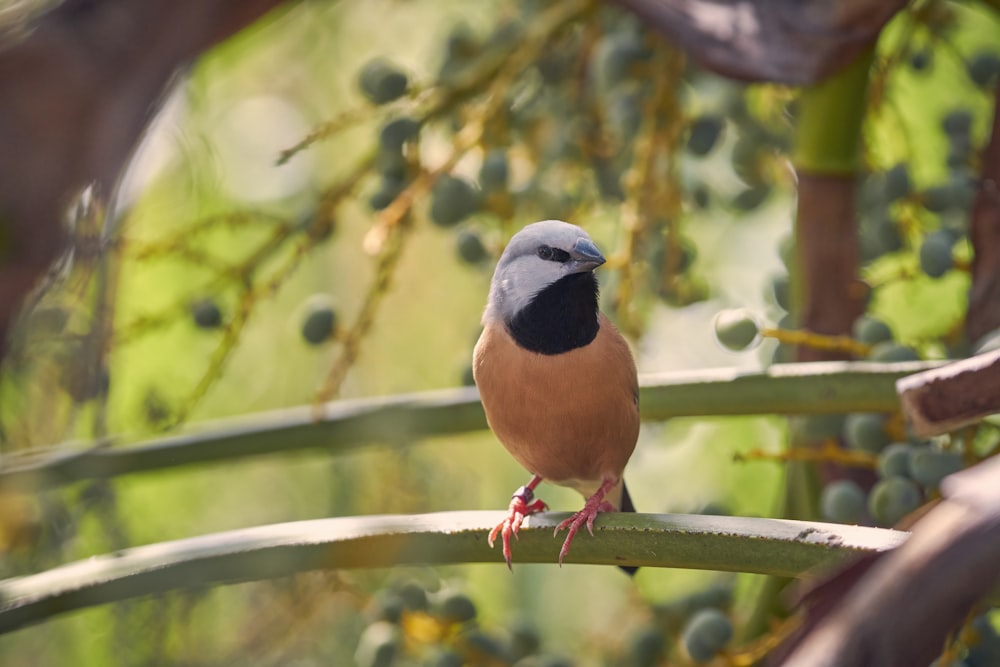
[620,481,636,513]
[619,481,638,576]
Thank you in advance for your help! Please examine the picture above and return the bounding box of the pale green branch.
[0,361,941,490]
[0,511,907,634]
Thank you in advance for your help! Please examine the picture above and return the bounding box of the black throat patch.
[505,272,600,355]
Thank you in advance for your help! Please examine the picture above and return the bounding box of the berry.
[713,309,759,351]
[395,581,428,611]
[654,584,732,626]
[375,145,407,179]
[922,174,976,214]
[369,175,406,211]
[908,447,963,489]
[479,149,509,193]
[920,230,955,278]
[942,109,973,138]
[967,51,1000,88]
[430,175,479,227]
[190,298,223,329]
[687,115,725,157]
[354,621,401,667]
[301,295,337,345]
[456,229,488,264]
[966,614,1000,665]
[682,608,733,663]
[457,629,509,662]
[947,135,973,168]
[731,184,772,212]
[443,24,479,61]
[698,502,731,516]
[427,649,464,667]
[649,235,697,277]
[379,117,421,153]
[731,136,768,187]
[689,183,711,209]
[683,584,734,611]
[366,591,404,624]
[770,274,790,310]
[921,182,972,214]
[798,414,846,441]
[869,342,920,362]
[875,217,904,254]
[508,618,541,660]
[437,24,481,86]
[853,315,893,345]
[909,49,932,72]
[868,476,922,527]
[437,590,477,623]
[877,443,914,479]
[821,479,866,524]
[628,624,666,667]
[882,163,911,202]
[844,413,889,453]
[358,58,408,105]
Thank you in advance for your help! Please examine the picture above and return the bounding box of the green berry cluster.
[819,412,966,528]
[356,578,576,667]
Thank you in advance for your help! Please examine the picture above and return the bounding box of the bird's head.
[484,219,605,324]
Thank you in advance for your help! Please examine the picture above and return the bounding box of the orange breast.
[473,313,639,495]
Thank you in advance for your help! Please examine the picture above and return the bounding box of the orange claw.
[553,478,617,566]
[489,478,547,570]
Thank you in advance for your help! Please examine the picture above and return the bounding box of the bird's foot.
[489,480,547,570]
[553,478,617,566]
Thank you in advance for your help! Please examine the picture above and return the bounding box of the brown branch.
[608,0,905,85]
[795,175,869,363]
[772,455,1000,666]
[0,0,293,357]
[897,348,1000,438]
[966,82,1000,346]
[793,174,874,497]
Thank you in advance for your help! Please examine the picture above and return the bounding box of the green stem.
[0,361,942,491]
[0,511,906,634]
[793,46,875,174]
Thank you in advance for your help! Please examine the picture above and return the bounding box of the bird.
[472,219,640,572]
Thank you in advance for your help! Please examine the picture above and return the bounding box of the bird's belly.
[473,321,639,487]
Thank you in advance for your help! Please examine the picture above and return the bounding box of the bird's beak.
[569,237,606,273]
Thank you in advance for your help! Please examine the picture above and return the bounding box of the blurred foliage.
[0,0,999,665]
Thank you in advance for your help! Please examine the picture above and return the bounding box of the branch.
[609,0,904,85]
[775,455,1000,667]
[793,48,873,361]
[0,511,906,634]
[0,0,293,355]
[897,348,1000,437]
[966,77,1000,345]
[789,50,877,504]
[0,361,942,491]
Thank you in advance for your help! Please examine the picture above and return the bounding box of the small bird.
[473,219,640,571]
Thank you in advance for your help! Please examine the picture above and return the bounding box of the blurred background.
[0,0,997,664]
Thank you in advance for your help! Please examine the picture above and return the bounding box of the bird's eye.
[536,245,570,262]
